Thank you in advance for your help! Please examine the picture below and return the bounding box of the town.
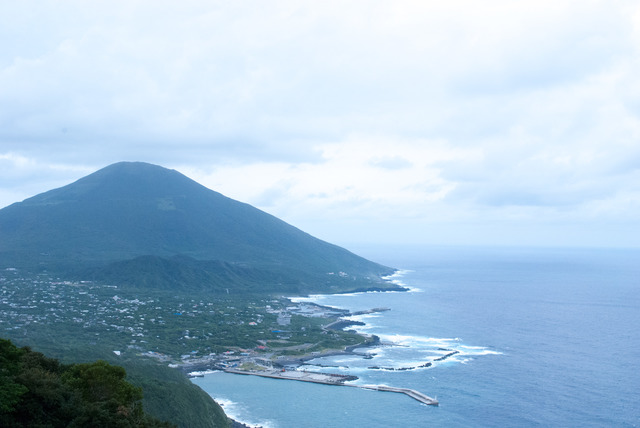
[0,267,377,370]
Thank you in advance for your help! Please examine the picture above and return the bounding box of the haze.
[1,1,639,248]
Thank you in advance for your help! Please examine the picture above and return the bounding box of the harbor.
[358,384,439,406]
[222,368,439,406]
[183,302,440,407]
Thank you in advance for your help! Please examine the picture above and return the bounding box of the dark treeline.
[0,338,173,428]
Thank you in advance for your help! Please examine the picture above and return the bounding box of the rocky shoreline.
[272,333,382,369]
[186,301,444,426]
[367,350,460,371]
[180,304,385,375]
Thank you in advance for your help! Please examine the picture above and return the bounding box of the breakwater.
[224,368,438,406]
[224,368,357,385]
[358,384,439,406]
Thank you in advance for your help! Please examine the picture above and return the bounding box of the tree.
[0,339,28,413]
[0,339,174,427]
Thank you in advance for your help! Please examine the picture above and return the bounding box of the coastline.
[182,319,382,375]
[190,247,640,427]
[269,332,382,368]
[222,368,438,406]
[189,270,425,425]
[184,273,414,375]
[188,279,443,414]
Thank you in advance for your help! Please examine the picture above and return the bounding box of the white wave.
[378,333,460,347]
[346,366,376,374]
[457,344,487,350]
[213,398,235,408]
[389,335,501,357]
[457,345,503,355]
[335,292,364,297]
[342,331,501,371]
[461,348,503,356]
[188,369,219,376]
[210,397,276,428]
[344,313,382,322]
[288,294,327,304]
[303,364,353,372]
[293,288,502,374]
[323,357,359,365]
[382,269,413,280]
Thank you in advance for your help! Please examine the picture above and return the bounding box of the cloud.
[1,1,640,246]
[369,156,413,170]
[180,136,477,223]
[0,153,93,206]
[1,1,634,151]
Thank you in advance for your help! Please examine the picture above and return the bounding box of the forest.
[0,338,174,427]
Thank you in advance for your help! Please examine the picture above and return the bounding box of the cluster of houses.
[0,268,310,367]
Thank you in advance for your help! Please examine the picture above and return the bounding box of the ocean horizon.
[192,245,640,427]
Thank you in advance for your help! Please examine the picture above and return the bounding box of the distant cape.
[0,161,398,294]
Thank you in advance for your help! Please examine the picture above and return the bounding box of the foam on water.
[343,313,382,325]
[291,270,420,306]
[293,284,503,378]
[311,296,502,372]
[381,270,412,287]
[306,327,499,375]
[288,294,333,304]
[209,397,277,428]
[188,369,219,377]
[194,247,640,427]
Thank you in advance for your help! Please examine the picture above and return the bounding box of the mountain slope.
[0,162,395,293]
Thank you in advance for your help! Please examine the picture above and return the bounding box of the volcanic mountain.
[0,162,397,294]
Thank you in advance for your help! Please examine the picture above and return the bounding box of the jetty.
[224,368,357,385]
[358,384,439,406]
[224,368,438,406]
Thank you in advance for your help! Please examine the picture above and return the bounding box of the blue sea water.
[192,246,640,427]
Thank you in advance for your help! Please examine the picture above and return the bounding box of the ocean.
[192,246,640,427]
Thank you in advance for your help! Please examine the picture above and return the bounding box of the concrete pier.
[225,368,356,385]
[224,368,438,406]
[359,384,439,406]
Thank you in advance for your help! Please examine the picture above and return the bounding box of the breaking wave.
[210,397,276,428]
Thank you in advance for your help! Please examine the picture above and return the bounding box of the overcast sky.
[1,1,639,249]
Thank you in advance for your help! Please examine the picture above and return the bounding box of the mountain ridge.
[0,162,398,294]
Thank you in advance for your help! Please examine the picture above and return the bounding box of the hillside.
[0,338,176,427]
[0,162,396,294]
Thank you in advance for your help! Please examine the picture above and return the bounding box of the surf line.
[224,368,439,406]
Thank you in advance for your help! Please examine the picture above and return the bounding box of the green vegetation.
[0,162,396,295]
[80,255,303,294]
[0,161,401,427]
[0,332,229,428]
[118,360,229,428]
[0,269,379,427]
[0,338,173,427]
[0,270,369,360]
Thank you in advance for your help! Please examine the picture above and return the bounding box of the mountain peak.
[87,161,186,183]
[26,161,206,204]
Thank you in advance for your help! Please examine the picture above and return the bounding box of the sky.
[1,1,639,249]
